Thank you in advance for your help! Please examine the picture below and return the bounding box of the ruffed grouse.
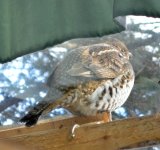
[20,39,135,127]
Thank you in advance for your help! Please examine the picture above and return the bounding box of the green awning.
[0,0,160,62]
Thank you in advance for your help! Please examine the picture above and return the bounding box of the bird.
[20,38,135,127]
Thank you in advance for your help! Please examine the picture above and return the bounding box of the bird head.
[105,38,132,60]
[79,41,132,78]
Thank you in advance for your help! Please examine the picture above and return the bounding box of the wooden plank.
[0,114,160,150]
[0,141,28,150]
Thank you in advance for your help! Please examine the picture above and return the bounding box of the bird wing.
[49,44,128,88]
[67,44,127,78]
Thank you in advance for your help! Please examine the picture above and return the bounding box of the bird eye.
[119,53,123,57]
[129,52,133,58]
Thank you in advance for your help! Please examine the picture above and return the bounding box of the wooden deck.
[0,114,160,150]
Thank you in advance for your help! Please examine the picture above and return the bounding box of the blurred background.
[0,15,159,128]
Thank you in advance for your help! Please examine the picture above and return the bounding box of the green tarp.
[0,0,160,62]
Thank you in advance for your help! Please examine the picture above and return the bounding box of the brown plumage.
[20,39,134,127]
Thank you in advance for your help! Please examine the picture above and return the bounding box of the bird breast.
[66,71,134,116]
[89,73,134,113]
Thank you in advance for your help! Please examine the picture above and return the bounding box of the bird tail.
[20,101,58,127]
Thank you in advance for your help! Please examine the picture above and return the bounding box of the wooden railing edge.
[0,114,160,150]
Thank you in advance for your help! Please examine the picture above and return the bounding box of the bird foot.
[71,124,80,138]
[102,111,112,122]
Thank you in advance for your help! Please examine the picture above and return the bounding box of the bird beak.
[129,52,133,59]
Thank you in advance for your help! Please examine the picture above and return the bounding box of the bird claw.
[71,124,80,138]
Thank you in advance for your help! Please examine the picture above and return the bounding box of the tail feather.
[20,112,41,127]
[20,101,50,127]
[20,93,66,127]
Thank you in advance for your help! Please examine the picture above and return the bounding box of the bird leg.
[102,111,112,122]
